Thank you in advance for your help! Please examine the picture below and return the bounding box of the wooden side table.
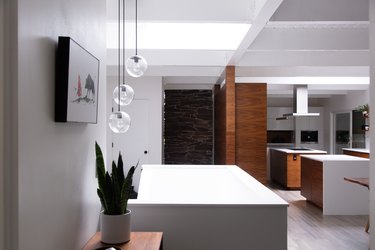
[82,232,163,250]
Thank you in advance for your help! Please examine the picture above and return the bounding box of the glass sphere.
[108,111,131,133]
[113,84,135,106]
[126,55,148,77]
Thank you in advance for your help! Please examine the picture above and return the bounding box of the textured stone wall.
[164,90,213,164]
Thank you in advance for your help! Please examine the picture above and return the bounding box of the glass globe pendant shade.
[108,111,131,133]
[113,84,135,106]
[126,55,148,77]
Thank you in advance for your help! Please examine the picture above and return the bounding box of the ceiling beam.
[227,0,283,66]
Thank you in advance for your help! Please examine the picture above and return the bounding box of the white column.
[369,0,375,247]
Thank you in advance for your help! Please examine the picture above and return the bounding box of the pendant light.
[126,0,147,77]
[113,0,134,106]
[109,0,131,134]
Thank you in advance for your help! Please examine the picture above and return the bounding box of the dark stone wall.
[164,90,213,164]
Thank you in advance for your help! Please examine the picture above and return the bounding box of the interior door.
[333,112,351,154]
[111,99,149,192]
[351,110,366,148]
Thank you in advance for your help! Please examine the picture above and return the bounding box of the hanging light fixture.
[126,0,147,77]
[109,0,131,134]
[113,0,135,106]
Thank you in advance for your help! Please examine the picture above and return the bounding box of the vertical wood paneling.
[214,66,235,165]
[225,66,236,164]
[235,83,267,184]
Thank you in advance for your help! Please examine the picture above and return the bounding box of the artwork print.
[55,37,100,123]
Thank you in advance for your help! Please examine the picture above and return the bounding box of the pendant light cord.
[117,0,121,111]
[135,0,138,56]
[122,0,125,85]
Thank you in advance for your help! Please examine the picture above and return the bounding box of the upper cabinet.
[267,107,324,131]
[267,107,294,130]
[295,107,324,131]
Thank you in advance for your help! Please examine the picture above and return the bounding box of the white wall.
[369,0,375,247]
[106,76,163,184]
[5,0,107,249]
[322,90,369,153]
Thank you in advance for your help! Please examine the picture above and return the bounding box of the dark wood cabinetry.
[270,149,325,189]
[342,149,369,159]
[301,157,323,208]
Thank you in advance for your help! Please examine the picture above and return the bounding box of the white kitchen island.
[129,165,288,250]
[301,155,369,215]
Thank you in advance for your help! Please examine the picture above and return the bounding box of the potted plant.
[356,104,369,118]
[95,142,137,244]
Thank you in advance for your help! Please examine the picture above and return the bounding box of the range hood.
[276,85,320,120]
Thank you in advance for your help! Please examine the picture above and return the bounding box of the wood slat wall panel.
[214,66,236,165]
[235,83,267,184]
[225,66,236,164]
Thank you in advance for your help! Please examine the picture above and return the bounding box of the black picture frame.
[55,36,100,123]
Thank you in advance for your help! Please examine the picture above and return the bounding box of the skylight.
[107,22,251,50]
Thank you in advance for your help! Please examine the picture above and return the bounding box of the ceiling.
[106,0,369,97]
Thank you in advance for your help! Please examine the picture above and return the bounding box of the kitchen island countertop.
[272,148,327,154]
[342,148,370,154]
[301,154,369,162]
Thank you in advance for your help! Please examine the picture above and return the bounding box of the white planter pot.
[101,210,131,244]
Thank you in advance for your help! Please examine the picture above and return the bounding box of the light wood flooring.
[271,185,369,250]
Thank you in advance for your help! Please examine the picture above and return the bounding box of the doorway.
[333,112,351,154]
[332,110,366,154]
[111,99,149,192]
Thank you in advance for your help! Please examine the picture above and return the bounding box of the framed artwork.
[55,36,100,123]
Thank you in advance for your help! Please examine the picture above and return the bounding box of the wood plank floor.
[270,185,369,250]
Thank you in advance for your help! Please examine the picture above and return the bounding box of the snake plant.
[95,142,137,215]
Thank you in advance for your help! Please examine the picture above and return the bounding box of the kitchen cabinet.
[270,148,326,189]
[301,155,369,215]
[342,148,369,158]
[300,157,323,208]
[267,107,294,131]
[295,107,323,131]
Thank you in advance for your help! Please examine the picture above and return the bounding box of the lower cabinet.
[342,149,369,159]
[270,150,300,189]
[301,157,323,209]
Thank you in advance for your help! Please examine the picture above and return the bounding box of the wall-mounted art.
[55,36,100,123]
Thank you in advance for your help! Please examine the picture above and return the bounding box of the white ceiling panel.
[105,0,370,94]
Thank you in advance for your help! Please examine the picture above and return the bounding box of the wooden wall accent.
[235,83,267,184]
[225,66,236,164]
[214,69,267,183]
[214,66,235,164]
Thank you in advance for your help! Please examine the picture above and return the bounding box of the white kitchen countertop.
[271,148,327,154]
[342,148,370,154]
[301,154,369,162]
[135,165,288,205]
